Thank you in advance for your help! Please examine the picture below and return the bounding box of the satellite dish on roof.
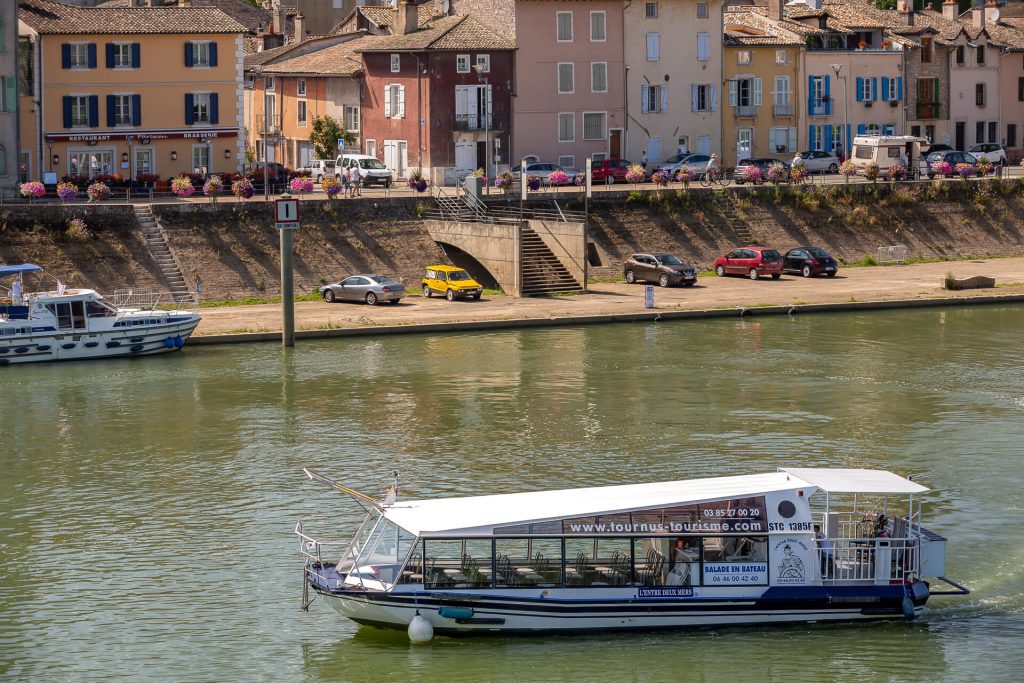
[441,0,451,16]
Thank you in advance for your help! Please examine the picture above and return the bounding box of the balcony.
[735,104,758,118]
[453,113,506,131]
[773,103,793,117]
[916,102,940,119]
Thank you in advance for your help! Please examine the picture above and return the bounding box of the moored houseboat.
[295,468,968,640]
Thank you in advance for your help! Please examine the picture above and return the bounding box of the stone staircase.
[134,205,195,303]
[714,192,755,245]
[520,224,583,296]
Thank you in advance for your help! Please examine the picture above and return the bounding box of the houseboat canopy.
[0,264,43,276]
[778,468,928,494]
[384,471,815,536]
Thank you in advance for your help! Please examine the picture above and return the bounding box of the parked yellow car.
[422,265,483,301]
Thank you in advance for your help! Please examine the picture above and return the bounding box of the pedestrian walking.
[350,162,362,197]
[342,166,352,197]
[640,150,648,170]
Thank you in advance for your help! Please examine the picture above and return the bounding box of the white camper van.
[850,135,928,178]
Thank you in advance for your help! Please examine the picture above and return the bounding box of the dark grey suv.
[623,253,697,287]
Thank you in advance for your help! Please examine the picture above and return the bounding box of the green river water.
[2,306,1023,682]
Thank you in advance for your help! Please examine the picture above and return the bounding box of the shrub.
[86,182,111,202]
[56,182,78,202]
[66,217,92,242]
[231,177,254,200]
[624,164,646,183]
[943,271,959,290]
[20,181,46,199]
[856,255,879,267]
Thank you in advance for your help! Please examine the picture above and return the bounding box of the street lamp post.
[831,64,849,164]
[473,63,490,194]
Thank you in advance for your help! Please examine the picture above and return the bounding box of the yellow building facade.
[723,11,804,169]
[18,1,244,182]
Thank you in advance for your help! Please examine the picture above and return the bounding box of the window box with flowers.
[858,40,867,50]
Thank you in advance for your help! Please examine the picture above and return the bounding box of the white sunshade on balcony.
[382,472,813,537]
[778,468,928,494]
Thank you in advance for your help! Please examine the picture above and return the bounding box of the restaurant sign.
[45,128,239,143]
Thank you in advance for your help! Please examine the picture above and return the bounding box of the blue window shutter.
[856,77,863,102]
[808,125,814,149]
[857,123,866,135]
[88,95,99,127]
[62,96,72,128]
[846,124,851,151]
[185,42,194,67]
[209,42,218,67]
[824,75,831,115]
[132,95,141,126]
[131,43,141,68]
[881,77,889,101]
[824,125,833,152]
[210,93,219,124]
[808,75,814,114]
[106,95,116,126]
[897,76,903,101]
[106,43,115,69]
[61,44,71,69]
[87,44,97,69]
[3,78,15,113]
[185,94,194,124]
[871,77,878,101]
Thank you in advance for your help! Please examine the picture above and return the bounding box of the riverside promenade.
[191,257,1024,342]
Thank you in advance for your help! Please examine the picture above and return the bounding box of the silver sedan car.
[320,274,405,305]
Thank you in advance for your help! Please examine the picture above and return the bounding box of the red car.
[713,247,784,280]
[591,158,636,184]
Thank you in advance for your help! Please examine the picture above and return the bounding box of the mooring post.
[274,193,299,347]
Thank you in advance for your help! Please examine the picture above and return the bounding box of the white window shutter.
[728,80,737,107]
[455,86,468,116]
[790,127,797,152]
[769,128,776,152]
[641,84,650,113]
[691,85,698,112]
[384,84,392,118]
[710,85,718,112]
[660,85,668,113]
[398,85,406,117]
[753,78,762,106]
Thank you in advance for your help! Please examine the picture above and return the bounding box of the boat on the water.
[1,263,200,365]
[295,468,969,640]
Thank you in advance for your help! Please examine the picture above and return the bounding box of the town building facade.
[18,0,245,182]
[1,2,18,189]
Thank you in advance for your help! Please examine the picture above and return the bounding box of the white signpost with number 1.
[275,195,300,346]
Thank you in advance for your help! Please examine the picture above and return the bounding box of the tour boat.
[1,263,200,365]
[295,468,969,640]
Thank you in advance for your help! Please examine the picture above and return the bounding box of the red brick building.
[357,2,515,183]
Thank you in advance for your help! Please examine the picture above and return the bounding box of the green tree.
[308,115,353,160]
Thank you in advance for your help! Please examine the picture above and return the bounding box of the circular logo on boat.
[777,500,797,518]
[771,537,811,585]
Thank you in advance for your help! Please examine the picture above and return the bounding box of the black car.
[782,246,838,278]
[623,253,698,287]
[925,150,978,178]
[924,143,954,155]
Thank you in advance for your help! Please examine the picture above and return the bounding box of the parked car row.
[319,265,484,305]
[622,246,839,287]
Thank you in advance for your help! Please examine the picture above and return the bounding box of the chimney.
[273,2,286,35]
[294,12,306,42]
[973,3,986,30]
[897,0,914,26]
[942,0,958,20]
[397,0,419,36]
[768,0,783,21]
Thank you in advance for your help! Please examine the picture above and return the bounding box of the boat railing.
[817,535,920,585]
[110,288,196,311]
[294,521,348,587]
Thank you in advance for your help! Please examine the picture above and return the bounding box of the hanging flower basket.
[887,161,906,181]
[203,175,224,201]
[548,170,570,186]
[624,164,646,184]
[767,163,789,184]
[932,161,953,177]
[839,160,857,177]
[864,162,880,182]
[289,177,314,195]
[407,169,429,192]
[87,182,111,202]
[526,174,542,191]
[231,177,254,200]
[171,176,195,198]
[738,165,763,185]
[321,177,342,199]
[955,162,976,179]
[56,182,78,203]
[676,169,695,186]
[494,170,513,191]
[789,165,808,183]
[20,181,46,200]
[651,170,670,187]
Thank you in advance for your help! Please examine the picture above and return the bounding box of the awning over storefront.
[44,128,239,143]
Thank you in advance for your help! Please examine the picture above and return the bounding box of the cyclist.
[705,153,721,182]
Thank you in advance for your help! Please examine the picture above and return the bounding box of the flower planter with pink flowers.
[289,177,314,195]
[20,181,46,201]
[86,182,111,202]
[171,176,195,198]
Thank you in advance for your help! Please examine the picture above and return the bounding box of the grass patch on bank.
[201,292,321,308]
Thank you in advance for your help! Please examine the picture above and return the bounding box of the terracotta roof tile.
[262,35,383,76]
[19,0,246,35]
[358,14,515,52]
[724,10,810,46]
[95,0,269,32]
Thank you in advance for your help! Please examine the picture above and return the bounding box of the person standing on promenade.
[350,162,362,197]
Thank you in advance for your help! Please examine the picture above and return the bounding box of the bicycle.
[698,169,730,188]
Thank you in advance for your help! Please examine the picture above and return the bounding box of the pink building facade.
[512,0,626,168]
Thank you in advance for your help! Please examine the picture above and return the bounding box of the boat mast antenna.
[383,471,400,506]
[302,468,384,512]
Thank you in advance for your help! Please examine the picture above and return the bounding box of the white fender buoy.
[408,612,434,643]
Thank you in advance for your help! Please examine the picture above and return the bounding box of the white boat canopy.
[778,468,928,494]
[385,471,814,537]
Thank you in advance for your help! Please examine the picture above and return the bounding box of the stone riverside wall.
[2,182,1024,300]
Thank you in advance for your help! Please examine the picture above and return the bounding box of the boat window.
[565,537,631,587]
[700,536,768,586]
[54,303,73,329]
[634,537,673,586]
[350,517,415,587]
[86,301,116,317]
[420,538,492,589]
[71,301,86,329]
[336,510,382,573]
[495,538,562,587]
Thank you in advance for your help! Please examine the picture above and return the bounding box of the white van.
[336,154,394,187]
[850,135,928,178]
[301,159,335,183]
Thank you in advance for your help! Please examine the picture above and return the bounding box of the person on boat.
[872,514,890,538]
[11,279,23,305]
[814,525,834,578]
